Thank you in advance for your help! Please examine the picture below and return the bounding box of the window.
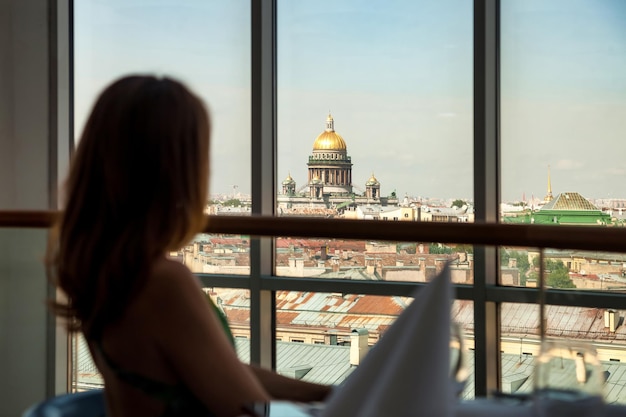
[59,0,626,400]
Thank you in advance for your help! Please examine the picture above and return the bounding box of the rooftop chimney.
[350,328,369,366]
[604,310,619,332]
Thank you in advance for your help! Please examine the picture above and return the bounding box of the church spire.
[544,165,553,202]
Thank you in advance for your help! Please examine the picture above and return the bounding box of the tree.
[501,250,530,275]
[429,243,454,254]
[222,198,242,207]
[501,249,531,286]
[451,199,466,209]
[546,270,576,289]
[545,260,576,289]
[528,258,576,289]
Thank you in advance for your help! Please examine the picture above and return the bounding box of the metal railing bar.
[196,272,626,309]
[205,216,626,253]
[196,274,251,289]
[3,211,626,253]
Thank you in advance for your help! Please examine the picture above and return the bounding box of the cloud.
[605,167,626,176]
[555,159,584,170]
[437,112,457,118]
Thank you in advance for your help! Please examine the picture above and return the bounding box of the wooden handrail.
[2,210,626,253]
[0,210,58,228]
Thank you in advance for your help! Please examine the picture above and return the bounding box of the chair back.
[22,389,105,417]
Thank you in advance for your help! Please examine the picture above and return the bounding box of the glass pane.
[74,1,251,197]
[71,0,251,391]
[500,303,626,404]
[275,1,473,281]
[500,0,626,222]
[277,0,473,215]
[271,291,475,392]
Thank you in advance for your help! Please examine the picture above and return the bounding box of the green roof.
[541,192,599,211]
[504,192,612,225]
[335,200,354,210]
[531,192,610,225]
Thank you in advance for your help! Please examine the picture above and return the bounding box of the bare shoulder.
[152,257,194,280]
[142,258,204,308]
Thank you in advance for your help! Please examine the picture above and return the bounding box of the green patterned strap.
[206,294,236,348]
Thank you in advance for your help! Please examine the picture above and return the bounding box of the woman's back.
[89,257,269,417]
[89,258,190,416]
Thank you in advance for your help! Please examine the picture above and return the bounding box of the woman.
[46,75,330,417]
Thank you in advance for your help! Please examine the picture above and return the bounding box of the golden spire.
[545,165,553,202]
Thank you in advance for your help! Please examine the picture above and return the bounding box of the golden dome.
[310,175,323,185]
[312,114,347,151]
[313,131,347,150]
[282,172,295,185]
[366,173,380,186]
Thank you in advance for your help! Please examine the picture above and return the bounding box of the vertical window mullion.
[53,0,72,396]
[473,0,501,396]
[251,0,277,369]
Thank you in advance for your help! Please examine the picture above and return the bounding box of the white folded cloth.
[322,264,453,417]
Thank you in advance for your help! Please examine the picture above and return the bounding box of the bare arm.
[151,261,270,417]
[249,364,332,403]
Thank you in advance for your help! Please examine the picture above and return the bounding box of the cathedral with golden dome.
[308,114,353,196]
[278,114,397,216]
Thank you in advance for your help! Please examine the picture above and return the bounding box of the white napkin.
[321,264,453,417]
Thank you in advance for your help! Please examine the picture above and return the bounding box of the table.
[456,398,626,417]
[259,398,626,416]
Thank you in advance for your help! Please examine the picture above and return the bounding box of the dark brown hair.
[47,75,210,337]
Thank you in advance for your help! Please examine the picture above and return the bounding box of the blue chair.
[22,389,106,417]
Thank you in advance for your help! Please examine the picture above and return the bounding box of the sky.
[74,0,626,202]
